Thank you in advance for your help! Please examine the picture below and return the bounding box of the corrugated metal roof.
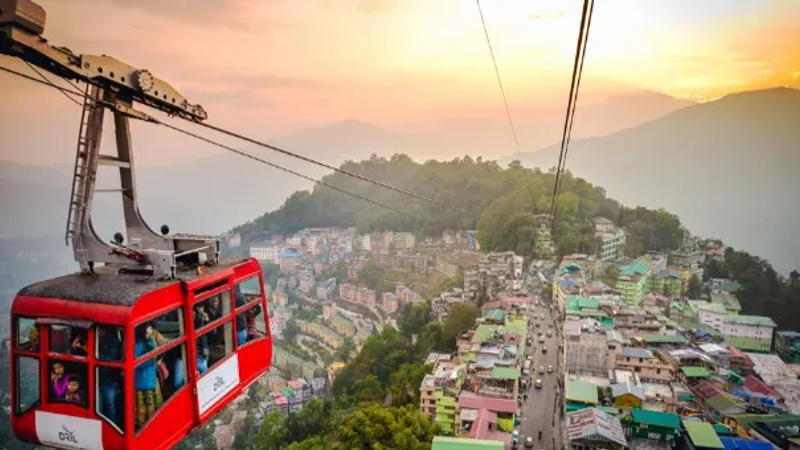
[682,366,711,378]
[622,347,654,359]
[683,421,724,448]
[566,379,599,404]
[631,408,680,429]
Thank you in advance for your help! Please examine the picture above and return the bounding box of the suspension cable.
[476,0,521,159]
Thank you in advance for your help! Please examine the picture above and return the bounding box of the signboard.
[35,411,103,450]
[460,408,478,421]
[566,408,626,446]
[197,354,240,415]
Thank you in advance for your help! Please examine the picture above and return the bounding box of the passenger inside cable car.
[11,259,272,450]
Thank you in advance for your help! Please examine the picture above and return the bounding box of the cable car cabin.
[9,258,272,450]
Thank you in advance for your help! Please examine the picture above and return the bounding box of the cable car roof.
[17,259,249,307]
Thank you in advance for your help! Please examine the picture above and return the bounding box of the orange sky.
[1,0,799,164]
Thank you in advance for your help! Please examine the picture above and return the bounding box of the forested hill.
[231,152,800,327]
[229,154,684,260]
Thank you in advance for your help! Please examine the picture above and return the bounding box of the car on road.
[523,368,530,376]
[540,313,544,320]
[539,337,545,344]
[541,346,547,354]
[538,365,545,374]
[525,436,534,448]
[535,322,540,328]
[535,378,543,389]
[512,430,519,448]
[547,330,552,337]
[547,364,553,373]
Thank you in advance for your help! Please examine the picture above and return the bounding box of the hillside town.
[204,216,799,449]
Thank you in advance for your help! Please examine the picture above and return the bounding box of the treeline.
[231,154,512,247]
[244,302,479,449]
[705,248,800,329]
[229,155,684,261]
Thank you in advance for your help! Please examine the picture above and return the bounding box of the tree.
[284,319,299,341]
[335,337,356,363]
[255,412,288,450]
[439,303,480,350]
[398,303,431,338]
[687,274,703,299]
[331,404,437,450]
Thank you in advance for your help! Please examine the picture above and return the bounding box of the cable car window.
[49,324,87,357]
[16,356,39,415]
[97,366,124,432]
[15,317,39,351]
[234,276,262,308]
[134,344,186,431]
[235,303,267,346]
[48,359,88,407]
[193,291,231,329]
[196,321,232,374]
[96,325,124,362]
[134,308,183,358]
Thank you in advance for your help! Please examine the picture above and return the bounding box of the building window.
[16,356,39,415]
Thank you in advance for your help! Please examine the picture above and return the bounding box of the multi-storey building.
[688,300,730,331]
[720,315,777,352]
[463,251,524,301]
[616,260,651,306]
[250,244,281,263]
[393,232,416,249]
[614,347,674,382]
[594,216,626,262]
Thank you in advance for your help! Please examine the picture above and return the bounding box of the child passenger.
[50,362,69,399]
[64,375,81,403]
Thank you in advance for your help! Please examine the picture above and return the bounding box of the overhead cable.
[1,62,461,213]
[0,63,402,214]
[550,0,594,225]
[476,0,522,159]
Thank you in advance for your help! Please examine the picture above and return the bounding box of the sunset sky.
[1,0,799,165]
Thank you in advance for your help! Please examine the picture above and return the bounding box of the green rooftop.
[643,334,688,344]
[566,379,599,405]
[620,260,651,277]
[682,421,724,448]
[632,408,680,429]
[472,324,502,343]
[491,366,520,380]
[503,318,527,336]
[483,308,505,322]
[705,393,742,413]
[681,366,711,378]
[723,314,776,328]
[432,436,504,450]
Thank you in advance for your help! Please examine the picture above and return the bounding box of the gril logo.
[213,376,225,391]
[58,425,78,444]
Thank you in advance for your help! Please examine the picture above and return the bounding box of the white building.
[720,315,776,353]
[688,300,729,332]
[250,244,280,263]
[393,232,416,249]
[593,217,626,263]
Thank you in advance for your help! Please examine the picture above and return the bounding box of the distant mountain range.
[1,87,796,274]
[507,87,800,275]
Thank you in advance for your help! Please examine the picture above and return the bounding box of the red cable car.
[2,2,274,448]
[10,258,272,450]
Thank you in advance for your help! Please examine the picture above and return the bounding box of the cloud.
[73,0,261,29]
